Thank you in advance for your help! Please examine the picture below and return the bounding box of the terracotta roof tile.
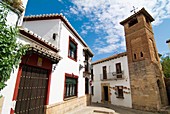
[19,28,59,52]
[92,52,127,65]
[23,14,93,55]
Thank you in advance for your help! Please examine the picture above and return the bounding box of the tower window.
[134,53,137,59]
[128,18,138,27]
[140,52,143,57]
[145,17,150,24]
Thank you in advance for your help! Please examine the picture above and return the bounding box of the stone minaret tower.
[120,8,168,111]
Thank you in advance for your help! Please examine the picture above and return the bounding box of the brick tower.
[120,8,168,111]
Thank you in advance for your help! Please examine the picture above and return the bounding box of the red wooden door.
[15,65,49,114]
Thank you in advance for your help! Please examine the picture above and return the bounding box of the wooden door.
[103,86,108,101]
[15,65,49,114]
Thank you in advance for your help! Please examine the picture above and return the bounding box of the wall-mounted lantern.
[79,60,87,71]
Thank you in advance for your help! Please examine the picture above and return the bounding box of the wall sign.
[37,57,43,66]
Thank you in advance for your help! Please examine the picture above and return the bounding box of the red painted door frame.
[11,54,53,114]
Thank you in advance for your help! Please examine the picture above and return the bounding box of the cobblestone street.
[91,103,161,114]
[67,103,164,114]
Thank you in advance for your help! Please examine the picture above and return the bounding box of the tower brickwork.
[120,8,168,111]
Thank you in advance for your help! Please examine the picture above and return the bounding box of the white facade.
[5,0,28,26]
[92,53,132,108]
[23,17,92,104]
[1,11,93,114]
[0,1,29,113]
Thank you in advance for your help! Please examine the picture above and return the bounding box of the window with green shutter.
[64,77,77,98]
[68,36,77,61]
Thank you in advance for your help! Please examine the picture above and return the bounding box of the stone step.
[65,106,116,114]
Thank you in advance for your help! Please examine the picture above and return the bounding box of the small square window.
[68,37,77,61]
[116,86,124,98]
[116,63,122,78]
[140,52,143,57]
[128,18,138,27]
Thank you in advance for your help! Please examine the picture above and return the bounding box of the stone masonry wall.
[129,59,168,111]
[0,97,4,114]
[45,96,86,114]
[123,12,168,111]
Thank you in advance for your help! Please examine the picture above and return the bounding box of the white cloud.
[70,7,79,15]
[81,30,87,35]
[58,0,62,3]
[67,0,170,55]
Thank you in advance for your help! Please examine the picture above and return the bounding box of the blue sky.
[25,0,170,62]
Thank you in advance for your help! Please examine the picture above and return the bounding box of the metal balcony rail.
[112,71,124,76]
[100,71,125,81]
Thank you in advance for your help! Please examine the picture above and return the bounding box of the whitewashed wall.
[23,20,61,49]
[1,34,42,114]
[1,0,29,113]
[47,21,86,104]
[23,20,60,37]
[1,67,19,114]
[17,0,28,26]
[6,11,18,26]
[2,18,88,113]
[23,19,86,105]
[92,56,132,108]
[1,2,90,111]
[5,0,28,26]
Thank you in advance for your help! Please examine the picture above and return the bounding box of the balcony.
[82,48,93,78]
[100,71,125,81]
[84,60,92,78]
[83,71,91,78]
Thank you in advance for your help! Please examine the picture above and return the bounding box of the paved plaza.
[66,103,169,114]
[91,103,160,114]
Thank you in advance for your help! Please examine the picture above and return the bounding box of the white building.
[1,2,93,114]
[91,52,132,108]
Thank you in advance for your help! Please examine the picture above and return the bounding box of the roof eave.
[120,8,154,25]
[24,14,93,51]
[83,48,94,57]
[166,39,170,43]
[19,28,59,53]
[92,52,127,65]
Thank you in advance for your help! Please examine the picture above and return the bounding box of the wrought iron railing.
[100,71,125,80]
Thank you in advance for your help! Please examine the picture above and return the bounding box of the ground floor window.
[64,75,78,98]
[116,86,124,98]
